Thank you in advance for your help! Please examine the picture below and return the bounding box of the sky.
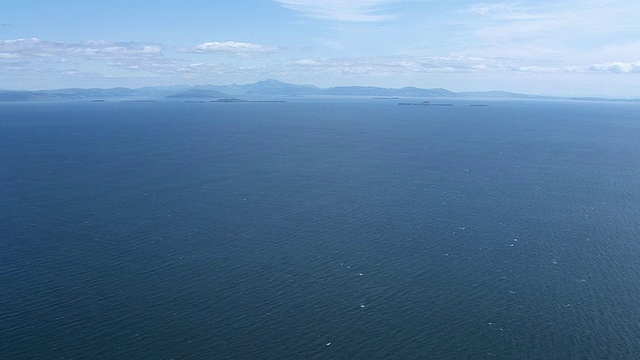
[1,0,639,96]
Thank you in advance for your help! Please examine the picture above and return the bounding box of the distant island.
[0,79,638,102]
[165,89,229,99]
[399,101,453,106]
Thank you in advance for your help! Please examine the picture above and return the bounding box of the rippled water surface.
[1,99,640,359]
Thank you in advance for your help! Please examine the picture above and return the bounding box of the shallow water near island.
[1,98,640,359]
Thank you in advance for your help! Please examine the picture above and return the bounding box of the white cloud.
[0,61,103,82]
[181,41,279,56]
[511,65,570,73]
[274,0,402,22]
[0,38,162,60]
[93,54,510,81]
[464,1,639,45]
[468,2,558,20]
[589,61,640,73]
[0,53,20,59]
[267,55,522,77]
[106,58,183,74]
[102,54,620,79]
[314,37,345,50]
[73,40,161,58]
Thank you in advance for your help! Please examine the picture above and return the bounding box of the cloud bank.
[0,38,162,60]
[589,61,640,73]
[179,41,280,57]
[273,0,401,22]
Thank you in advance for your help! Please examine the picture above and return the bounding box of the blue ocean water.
[1,99,640,359]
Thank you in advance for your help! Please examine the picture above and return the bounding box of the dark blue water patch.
[1,100,640,359]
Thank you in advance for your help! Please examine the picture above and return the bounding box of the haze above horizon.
[1,0,639,97]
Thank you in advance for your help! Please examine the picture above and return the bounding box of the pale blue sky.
[1,0,639,96]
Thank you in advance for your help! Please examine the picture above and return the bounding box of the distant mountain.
[323,86,460,97]
[0,91,49,101]
[23,79,454,99]
[165,89,229,99]
[458,90,552,99]
[566,96,640,103]
[241,79,320,96]
[191,79,320,96]
[0,88,144,101]
[0,87,169,101]
[1,80,636,101]
[192,84,246,96]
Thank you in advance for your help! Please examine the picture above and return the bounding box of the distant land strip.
[1,79,638,102]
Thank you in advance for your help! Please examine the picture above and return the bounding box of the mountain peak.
[254,79,287,86]
[0,80,595,101]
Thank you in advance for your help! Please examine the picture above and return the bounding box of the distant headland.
[0,79,638,102]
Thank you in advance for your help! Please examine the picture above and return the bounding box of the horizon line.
[1,79,639,100]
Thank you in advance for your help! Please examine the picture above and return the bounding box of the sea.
[1,98,639,359]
